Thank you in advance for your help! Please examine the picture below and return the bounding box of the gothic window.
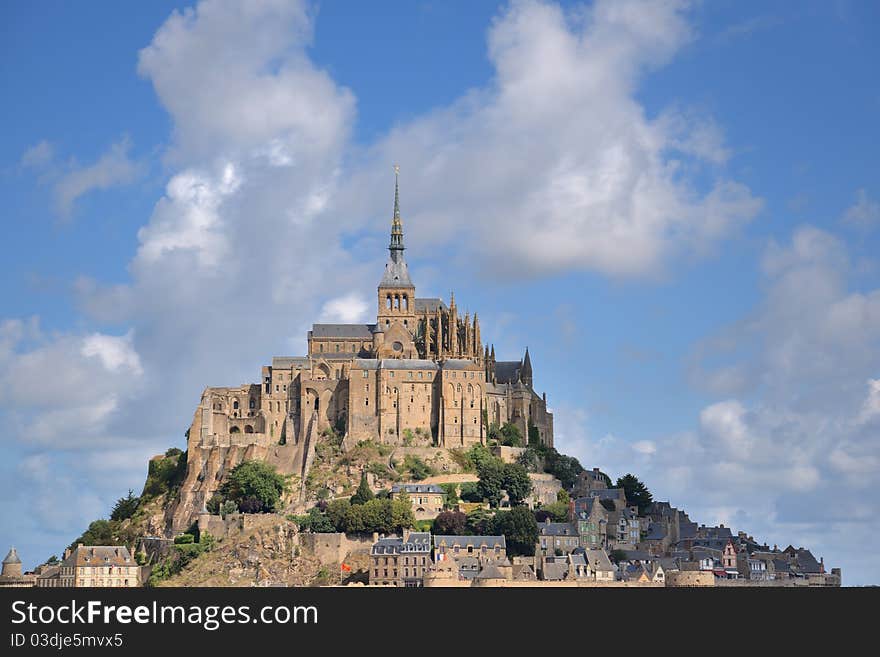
[394,295,400,310]
[456,384,461,392]
[403,295,408,310]
[249,398,255,409]
[467,384,473,393]
[386,295,392,309]
[233,400,239,410]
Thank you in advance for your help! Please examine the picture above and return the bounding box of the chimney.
[403,528,410,542]
[372,532,379,544]
[63,548,72,560]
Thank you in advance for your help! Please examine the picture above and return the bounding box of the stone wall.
[298,532,375,566]
[666,571,715,587]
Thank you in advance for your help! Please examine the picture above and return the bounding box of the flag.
[341,563,351,572]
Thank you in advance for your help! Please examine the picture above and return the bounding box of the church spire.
[378,165,413,289]
[390,164,404,253]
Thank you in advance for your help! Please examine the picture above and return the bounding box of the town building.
[390,483,445,521]
[369,532,432,587]
[36,545,140,588]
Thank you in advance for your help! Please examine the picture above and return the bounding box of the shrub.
[174,534,195,545]
[220,460,288,513]
[110,489,140,522]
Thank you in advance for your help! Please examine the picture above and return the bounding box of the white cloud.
[319,293,370,324]
[841,188,880,231]
[20,140,54,169]
[338,0,761,279]
[53,136,143,217]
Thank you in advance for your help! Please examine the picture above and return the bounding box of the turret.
[521,347,533,387]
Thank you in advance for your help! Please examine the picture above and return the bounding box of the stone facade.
[36,545,141,588]
[172,171,554,531]
[369,531,432,587]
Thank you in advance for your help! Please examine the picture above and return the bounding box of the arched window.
[230,426,240,434]
[402,295,409,310]
[456,384,461,392]
[244,425,254,433]
[249,398,255,409]
[233,400,239,410]
[386,295,392,310]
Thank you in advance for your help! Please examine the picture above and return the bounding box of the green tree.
[459,481,481,502]
[68,520,118,551]
[221,460,288,513]
[499,422,524,447]
[433,510,468,535]
[350,473,374,505]
[557,489,570,505]
[465,508,493,535]
[502,462,533,506]
[528,423,541,446]
[616,474,653,514]
[110,489,140,521]
[517,448,541,473]
[543,448,584,489]
[206,493,223,515]
[439,483,459,508]
[476,457,506,507]
[326,499,352,531]
[490,506,538,556]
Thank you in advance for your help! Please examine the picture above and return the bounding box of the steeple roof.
[379,165,413,289]
[3,547,21,564]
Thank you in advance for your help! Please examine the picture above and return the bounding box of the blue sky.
[1,0,878,584]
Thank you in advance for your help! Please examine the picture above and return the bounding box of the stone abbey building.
[177,169,553,528]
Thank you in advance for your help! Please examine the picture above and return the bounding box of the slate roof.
[622,550,651,562]
[539,522,579,537]
[379,256,414,288]
[573,496,607,518]
[271,357,310,369]
[794,549,822,574]
[414,298,448,313]
[3,547,21,564]
[434,535,506,550]
[542,562,569,581]
[584,549,614,572]
[441,359,479,370]
[370,532,432,556]
[310,324,376,339]
[645,523,668,541]
[475,563,507,580]
[63,546,134,568]
[380,359,440,370]
[494,361,521,383]
[392,483,445,495]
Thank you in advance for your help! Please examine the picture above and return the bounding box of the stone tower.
[2,547,22,579]
[376,166,417,359]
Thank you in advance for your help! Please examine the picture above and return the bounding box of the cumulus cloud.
[338,0,761,279]
[2,0,767,570]
[841,188,880,231]
[319,293,370,324]
[561,226,880,583]
[52,135,143,217]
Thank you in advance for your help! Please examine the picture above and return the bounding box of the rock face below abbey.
[170,170,553,532]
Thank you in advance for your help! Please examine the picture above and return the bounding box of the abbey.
[186,169,553,468]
